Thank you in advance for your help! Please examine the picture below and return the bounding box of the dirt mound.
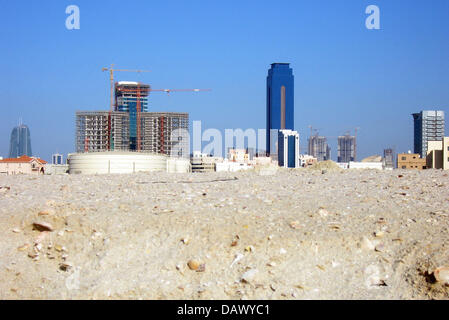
[308,160,342,171]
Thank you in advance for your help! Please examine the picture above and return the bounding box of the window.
[401,157,406,160]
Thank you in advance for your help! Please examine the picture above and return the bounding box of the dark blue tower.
[9,124,32,158]
[266,63,294,155]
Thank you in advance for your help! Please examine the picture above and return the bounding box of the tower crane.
[114,83,211,152]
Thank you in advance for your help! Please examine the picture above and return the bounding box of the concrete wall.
[68,152,167,174]
[444,137,449,170]
[348,162,383,170]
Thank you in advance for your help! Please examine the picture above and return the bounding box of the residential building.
[228,149,249,163]
[397,153,426,170]
[0,155,47,175]
[412,110,445,158]
[9,124,32,158]
[337,134,356,163]
[278,130,300,168]
[308,135,330,161]
[299,154,317,167]
[266,63,294,156]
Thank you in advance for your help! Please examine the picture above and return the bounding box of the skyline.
[1,0,448,161]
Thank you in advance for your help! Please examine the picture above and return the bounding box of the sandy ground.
[0,167,448,300]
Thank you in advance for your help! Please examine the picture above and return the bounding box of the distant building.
[52,154,64,165]
[383,148,395,169]
[191,152,222,173]
[412,110,445,158]
[0,155,47,175]
[266,63,294,156]
[397,153,426,170]
[426,137,449,170]
[299,154,317,167]
[348,162,383,170]
[308,135,330,161]
[228,149,249,163]
[337,134,356,163]
[9,124,32,158]
[278,130,299,168]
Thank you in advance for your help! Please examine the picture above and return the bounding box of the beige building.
[0,155,47,175]
[426,137,449,170]
[397,153,426,170]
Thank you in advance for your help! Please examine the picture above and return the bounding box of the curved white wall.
[68,152,167,174]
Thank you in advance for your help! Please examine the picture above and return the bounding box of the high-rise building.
[266,63,294,156]
[52,153,63,165]
[115,81,150,150]
[383,148,395,169]
[278,129,299,168]
[337,134,356,163]
[9,124,32,158]
[308,135,331,161]
[76,111,189,157]
[412,110,445,158]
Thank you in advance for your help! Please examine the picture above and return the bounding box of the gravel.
[0,168,448,299]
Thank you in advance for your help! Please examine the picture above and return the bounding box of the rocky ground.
[0,167,448,300]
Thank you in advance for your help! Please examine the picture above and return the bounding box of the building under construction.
[308,135,331,161]
[76,111,189,157]
[337,134,356,163]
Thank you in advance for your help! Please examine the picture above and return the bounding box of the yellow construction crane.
[101,64,151,112]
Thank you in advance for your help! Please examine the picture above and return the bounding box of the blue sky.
[0,0,448,161]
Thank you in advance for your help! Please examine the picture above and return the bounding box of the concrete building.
[9,124,32,158]
[278,130,300,168]
[76,111,189,157]
[397,153,427,170]
[412,110,445,158]
[228,149,249,163]
[337,134,356,163]
[191,152,222,173]
[266,63,294,156]
[348,161,383,170]
[426,137,449,170]
[0,155,47,175]
[308,135,330,161]
[299,154,318,167]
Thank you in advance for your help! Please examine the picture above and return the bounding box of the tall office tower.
[266,63,294,156]
[412,110,445,158]
[278,129,300,168]
[9,124,32,158]
[383,148,395,169]
[115,81,150,150]
[337,134,356,163]
[308,135,331,161]
[52,153,63,165]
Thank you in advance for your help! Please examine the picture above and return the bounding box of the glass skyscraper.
[266,63,294,155]
[9,124,32,158]
[412,110,445,158]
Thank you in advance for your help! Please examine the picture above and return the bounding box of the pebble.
[240,269,258,283]
[12,228,21,233]
[18,244,29,251]
[280,248,287,255]
[33,222,54,232]
[244,245,255,253]
[230,253,244,268]
[434,266,449,286]
[361,237,376,251]
[187,260,200,271]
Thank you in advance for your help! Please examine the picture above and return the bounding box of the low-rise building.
[0,155,47,175]
[299,154,317,167]
[397,153,426,170]
[426,137,449,170]
[348,161,383,170]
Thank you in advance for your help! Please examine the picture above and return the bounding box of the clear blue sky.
[1,0,448,161]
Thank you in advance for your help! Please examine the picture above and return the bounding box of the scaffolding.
[76,111,189,157]
[76,111,129,153]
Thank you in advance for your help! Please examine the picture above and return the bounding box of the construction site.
[75,65,208,160]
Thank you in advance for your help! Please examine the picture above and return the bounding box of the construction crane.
[115,83,211,152]
[101,65,150,150]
